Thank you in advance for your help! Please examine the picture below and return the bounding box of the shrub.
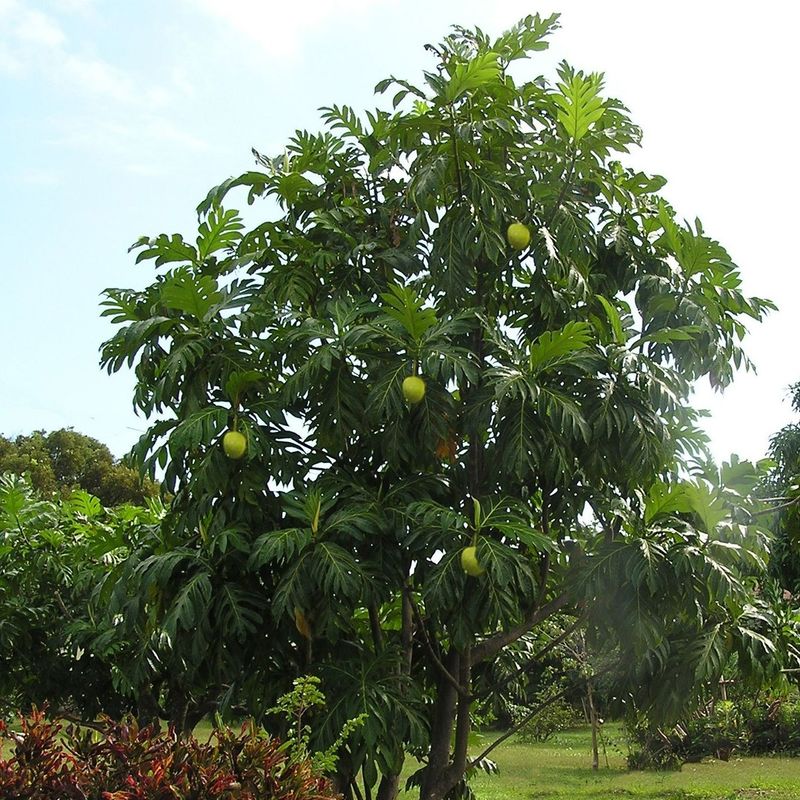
[625,722,683,772]
[677,702,747,762]
[626,696,800,770]
[626,701,750,770]
[511,698,581,744]
[743,699,800,754]
[0,707,341,800]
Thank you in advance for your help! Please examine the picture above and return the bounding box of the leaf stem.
[545,146,577,229]
[449,105,465,201]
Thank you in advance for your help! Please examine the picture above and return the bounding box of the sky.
[1,0,798,465]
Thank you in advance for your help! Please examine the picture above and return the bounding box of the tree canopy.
[0,428,158,507]
[764,382,800,593]
[99,14,778,800]
[0,473,163,718]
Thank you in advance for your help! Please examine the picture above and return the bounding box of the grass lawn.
[442,726,800,800]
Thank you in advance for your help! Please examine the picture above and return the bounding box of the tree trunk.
[401,585,414,675]
[376,773,401,800]
[136,683,162,732]
[368,602,384,654]
[166,686,191,735]
[587,681,599,771]
[420,648,473,800]
[418,250,486,800]
[420,649,460,800]
[174,700,189,735]
[185,701,210,735]
[448,645,472,781]
[419,254,486,800]
[374,588,415,800]
[330,772,353,800]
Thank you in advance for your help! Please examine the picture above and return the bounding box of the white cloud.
[0,4,66,74]
[141,118,209,151]
[0,42,23,73]
[60,52,137,102]
[123,163,164,177]
[14,7,66,46]
[193,0,388,57]
[15,167,62,186]
[0,0,19,17]
[1,1,203,160]
[47,0,95,13]
[49,113,210,157]
[0,4,169,105]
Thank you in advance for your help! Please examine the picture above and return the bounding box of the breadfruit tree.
[100,14,776,800]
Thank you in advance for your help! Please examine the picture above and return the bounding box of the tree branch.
[408,589,469,697]
[751,496,800,517]
[470,686,570,766]
[471,593,571,665]
[470,666,610,768]
[474,616,583,712]
[368,602,384,654]
[452,645,471,772]
[538,491,551,592]
[449,105,465,200]
[55,712,108,733]
[54,589,74,620]
[544,147,577,229]
[401,584,414,676]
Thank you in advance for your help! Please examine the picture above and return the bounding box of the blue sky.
[1,0,798,465]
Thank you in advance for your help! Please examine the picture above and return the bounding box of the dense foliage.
[765,382,800,592]
[627,696,800,770]
[0,707,338,800]
[0,429,158,507]
[99,14,778,800]
[0,473,162,718]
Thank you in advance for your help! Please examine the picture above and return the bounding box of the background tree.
[764,381,800,593]
[99,14,776,800]
[0,429,158,506]
[0,473,163,719]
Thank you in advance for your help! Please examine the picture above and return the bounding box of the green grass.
[436,726,800,800]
